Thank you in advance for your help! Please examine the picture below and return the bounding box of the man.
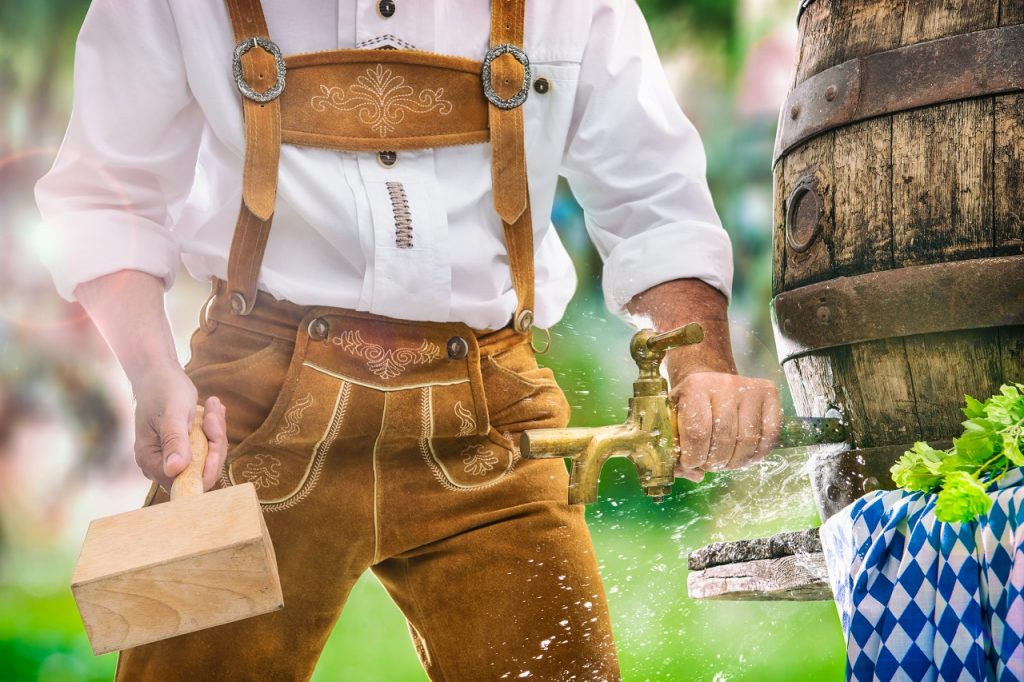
[37,0,782,679]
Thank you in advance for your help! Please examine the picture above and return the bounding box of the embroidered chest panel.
[280,50,491,152]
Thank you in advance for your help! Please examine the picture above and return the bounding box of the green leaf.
[963,395,986,419]
[1004,435,1024,467]
[952,431,999,463]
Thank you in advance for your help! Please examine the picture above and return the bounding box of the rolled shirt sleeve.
[34,0,203,301]
[560,0,734,316]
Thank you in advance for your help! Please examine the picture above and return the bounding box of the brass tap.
[520,323,847,505]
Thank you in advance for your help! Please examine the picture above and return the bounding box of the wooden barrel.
[771,1,1024,520]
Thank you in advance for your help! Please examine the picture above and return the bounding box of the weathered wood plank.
[892,99,994,267]
[781,134,834,289]
[687,554,832,601]
[688,529,821,571]
[901,1,999,44]
[995,93,1024,255]
[785,352,840,420]
[772,162,787,296]
[1001,327,1024,383]
[832,117,894,277]
[1003,1,1024,26]
[904,330,1005,439]
[842,339,920,447]
[795,0,905,86]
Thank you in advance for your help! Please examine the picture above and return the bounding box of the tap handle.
[630,323,704,380]
[647,323,705,353]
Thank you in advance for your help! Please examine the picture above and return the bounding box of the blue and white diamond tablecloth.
[820,468,1024,681]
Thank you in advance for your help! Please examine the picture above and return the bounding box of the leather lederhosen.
[222,0,538,335]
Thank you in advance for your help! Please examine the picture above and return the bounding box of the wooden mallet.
[71,406,283,655]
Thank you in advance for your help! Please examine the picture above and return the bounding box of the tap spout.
[565,425,641,505]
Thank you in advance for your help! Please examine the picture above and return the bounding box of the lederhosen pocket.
[220,309,515,509]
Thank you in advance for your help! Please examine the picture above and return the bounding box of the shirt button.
[447,336,469,360]
[377,150,398,168]
[378,0,396,18]
[533,77,550,94]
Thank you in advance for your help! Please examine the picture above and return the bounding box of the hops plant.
[890,383,1024,523]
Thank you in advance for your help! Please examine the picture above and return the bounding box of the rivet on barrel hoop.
[824,84,838,102]
[785,176,824,253]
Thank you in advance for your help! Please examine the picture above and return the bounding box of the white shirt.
[35,0,733,330]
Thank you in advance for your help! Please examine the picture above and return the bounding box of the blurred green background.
[0,0,845,680]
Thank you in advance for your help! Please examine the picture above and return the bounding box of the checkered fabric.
[820,467,1024,682]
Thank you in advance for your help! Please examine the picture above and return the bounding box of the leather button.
[377,150,398,168]
[307,317,330,341]
[533,77,550,94]
[447,336,469,360]
[378,0,396,18]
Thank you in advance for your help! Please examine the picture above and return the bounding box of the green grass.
[3,510,844,682]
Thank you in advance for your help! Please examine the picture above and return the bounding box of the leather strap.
[224,0,281,314]
[223,0,536,330]
[282,51,490,151]
[489,0,535,333]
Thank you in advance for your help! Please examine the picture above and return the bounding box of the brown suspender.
[223,0,280,315]
[222,0,537,334]
[488,0,534,333]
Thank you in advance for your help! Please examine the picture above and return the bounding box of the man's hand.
[75,270,228,493]
[670,372,782,482]
[625,278,784,482]
[131,366,228,492]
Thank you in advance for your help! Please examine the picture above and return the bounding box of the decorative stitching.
[417,388,517,492]
[356,34,417,51]
[386,181,414,249]
[454,400,476,436]
[261,380,352,513]
[309,65,453,138]
[370,391,389,564]
[485,353,559,389]
[303,360,468,391]
[240,453,282,490]
[270,392,314,445]
[461,444,499,476]
[332,330,443,380]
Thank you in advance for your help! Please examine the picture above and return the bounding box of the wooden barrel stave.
[773,1,1024,518]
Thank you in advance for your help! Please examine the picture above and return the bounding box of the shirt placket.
[350,0,450,321]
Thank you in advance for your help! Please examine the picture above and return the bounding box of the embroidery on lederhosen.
[240,453,282,490]
[454,400,475,436]
[309,65,453,138]
[461,444,499,476]
[386,182,413,249]
[260,380,352,513]
[332,330,442,380]
[417,386,517,491]
[270,392,314,445]
[220,381,352,513]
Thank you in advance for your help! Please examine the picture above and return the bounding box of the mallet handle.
[170,406,209,501]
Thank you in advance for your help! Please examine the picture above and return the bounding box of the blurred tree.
[637,0,742,74]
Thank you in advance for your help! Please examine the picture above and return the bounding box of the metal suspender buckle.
[232,36,287,103]
[481,44,532,110]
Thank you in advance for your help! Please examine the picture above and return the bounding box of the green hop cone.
[934,471,993,523]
